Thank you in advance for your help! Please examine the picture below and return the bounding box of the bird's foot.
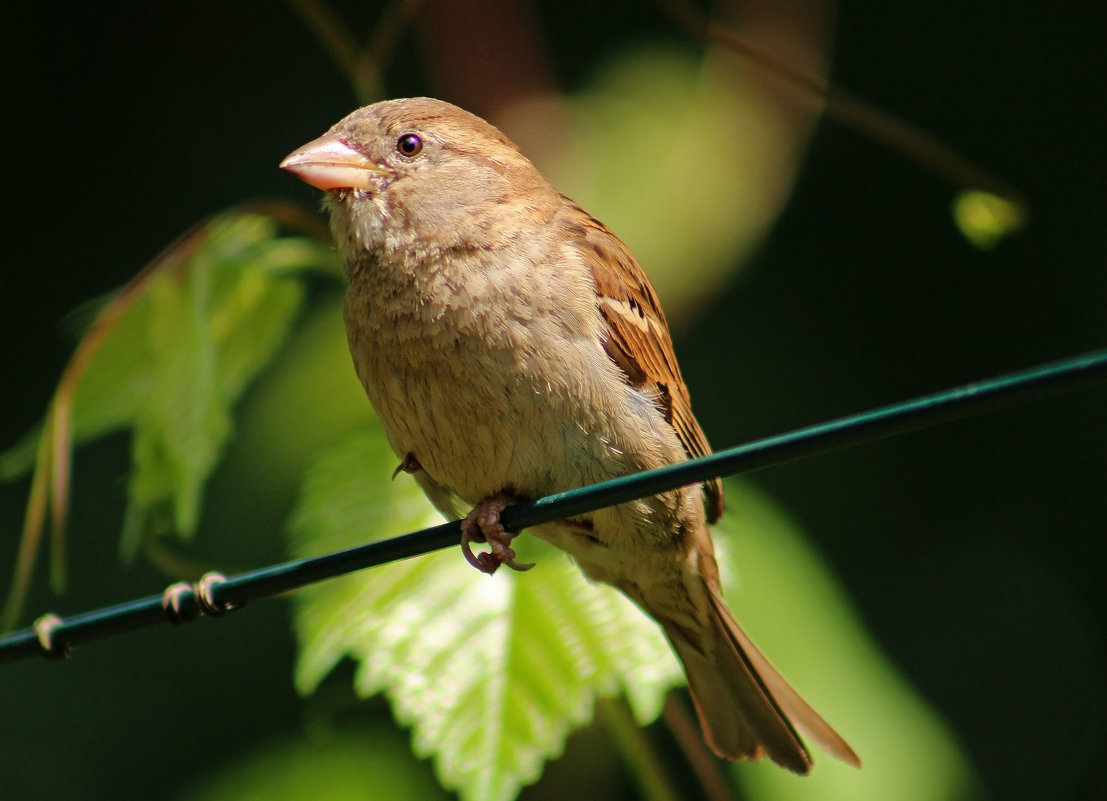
[461,492,535,575]
[391,452,422,479]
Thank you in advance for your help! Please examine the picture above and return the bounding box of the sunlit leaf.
[288,426,683,801]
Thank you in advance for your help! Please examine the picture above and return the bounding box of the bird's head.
[281,97,551,259]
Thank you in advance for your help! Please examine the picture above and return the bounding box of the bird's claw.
[392,452,422,480]
[460,492,535,575]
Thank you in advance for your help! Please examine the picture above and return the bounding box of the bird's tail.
[662,587,861,773]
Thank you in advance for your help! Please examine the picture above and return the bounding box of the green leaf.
[108,214,335,551]
[288,427,683,801]
[66,214,337,458]
[2,210,340,624]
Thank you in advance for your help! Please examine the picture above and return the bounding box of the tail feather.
[663,588,860,772]
[710,590,862,768]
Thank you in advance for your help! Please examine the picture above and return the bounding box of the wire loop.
[162,582,197,624]
[33,614,68,659]
[195,572,236,617]
[161,573,237,623]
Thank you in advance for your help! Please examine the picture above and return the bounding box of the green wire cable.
[2,347,1105,664]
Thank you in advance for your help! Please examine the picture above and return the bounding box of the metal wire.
[2,347,1105,665]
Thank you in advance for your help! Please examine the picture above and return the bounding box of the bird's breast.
[342,258,630,505]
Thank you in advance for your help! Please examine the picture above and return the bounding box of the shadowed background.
[1,1,1104,799]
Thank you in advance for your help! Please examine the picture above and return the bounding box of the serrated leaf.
[289,427,683,801]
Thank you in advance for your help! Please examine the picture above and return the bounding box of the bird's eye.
[396,133,423,157]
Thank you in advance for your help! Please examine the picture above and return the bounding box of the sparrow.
[281,97,859,772]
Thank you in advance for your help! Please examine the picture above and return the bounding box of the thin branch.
[286,0,362,79]
[598,697,684,801]
[0,414,53,630]
[663,693,738,801]
[658,0,1028,211]
[286,0,423,106]
[367,0,425,69]
[286,0,381,103]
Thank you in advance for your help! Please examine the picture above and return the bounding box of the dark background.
[1,1,1104,799]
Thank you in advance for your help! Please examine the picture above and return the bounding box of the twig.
[663,693,738,801]
[599,697,684,801]
[286,0,381,103]
[658,0,1027,210]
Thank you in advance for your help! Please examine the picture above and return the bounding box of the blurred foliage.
[179,721,450,801]
[539,46,814,318]
[0,211,339,627]
[5,0,1101,800]
[0,35,980,801]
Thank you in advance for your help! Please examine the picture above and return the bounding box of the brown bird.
[281,97,860,773]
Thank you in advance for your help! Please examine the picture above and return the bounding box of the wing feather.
[561,198,724,521]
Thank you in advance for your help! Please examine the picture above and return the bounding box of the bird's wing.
[562,198,724,521]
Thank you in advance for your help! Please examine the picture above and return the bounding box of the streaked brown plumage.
[281,97,859,772]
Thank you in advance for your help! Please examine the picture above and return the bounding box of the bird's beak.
[280,134,386,190]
